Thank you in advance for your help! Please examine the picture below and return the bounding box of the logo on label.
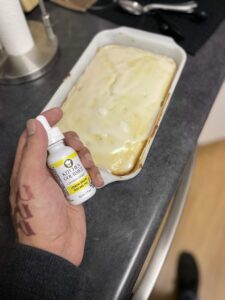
[64,159,73,168]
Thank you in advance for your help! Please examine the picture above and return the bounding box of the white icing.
[58,45,176,175]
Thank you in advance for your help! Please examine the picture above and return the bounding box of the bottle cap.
[36,115,64,146]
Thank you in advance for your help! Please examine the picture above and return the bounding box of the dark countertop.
[0,3,225,300]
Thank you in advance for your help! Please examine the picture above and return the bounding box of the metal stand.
[0,20,58,84]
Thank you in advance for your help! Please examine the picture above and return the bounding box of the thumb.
[22,119,48,172]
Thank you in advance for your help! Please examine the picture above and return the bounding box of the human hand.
[10,108,104,266]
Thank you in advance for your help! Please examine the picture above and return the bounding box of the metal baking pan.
[43,27,187,186]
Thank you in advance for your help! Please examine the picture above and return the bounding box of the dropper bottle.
[36,115,96,205]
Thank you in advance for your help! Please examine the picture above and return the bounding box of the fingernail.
[26,119,36,136]
[97,173,104,186]
[84,153,93,162]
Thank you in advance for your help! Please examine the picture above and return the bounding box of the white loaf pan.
[43,27,187,186]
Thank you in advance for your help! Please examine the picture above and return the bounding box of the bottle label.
[67,175,91,195]
[50,152,92,196]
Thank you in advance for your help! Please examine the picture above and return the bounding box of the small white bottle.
[36,115,96,205]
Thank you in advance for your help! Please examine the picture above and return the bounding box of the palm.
[24,170,86,265]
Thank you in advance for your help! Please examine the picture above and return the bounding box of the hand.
[9,108,104,266]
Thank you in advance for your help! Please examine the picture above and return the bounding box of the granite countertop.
[0,3,225,300]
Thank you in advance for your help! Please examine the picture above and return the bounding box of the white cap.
[36,115,64,146]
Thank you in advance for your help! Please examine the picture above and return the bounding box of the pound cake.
[58,45,176,175]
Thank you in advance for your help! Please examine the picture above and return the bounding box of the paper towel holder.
[0,1,58,84]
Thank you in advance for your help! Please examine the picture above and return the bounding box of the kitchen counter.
[0,3,225,300]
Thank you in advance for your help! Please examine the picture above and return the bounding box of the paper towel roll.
[0,0,34,56]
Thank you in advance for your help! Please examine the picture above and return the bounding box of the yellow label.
[66,175,91,195]
[50,152,77,168]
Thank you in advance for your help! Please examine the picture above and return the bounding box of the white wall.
[198,80,225,145]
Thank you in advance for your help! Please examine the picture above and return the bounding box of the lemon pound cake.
[58,45,176,175]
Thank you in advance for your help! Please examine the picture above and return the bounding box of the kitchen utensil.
[118,0,198,15]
